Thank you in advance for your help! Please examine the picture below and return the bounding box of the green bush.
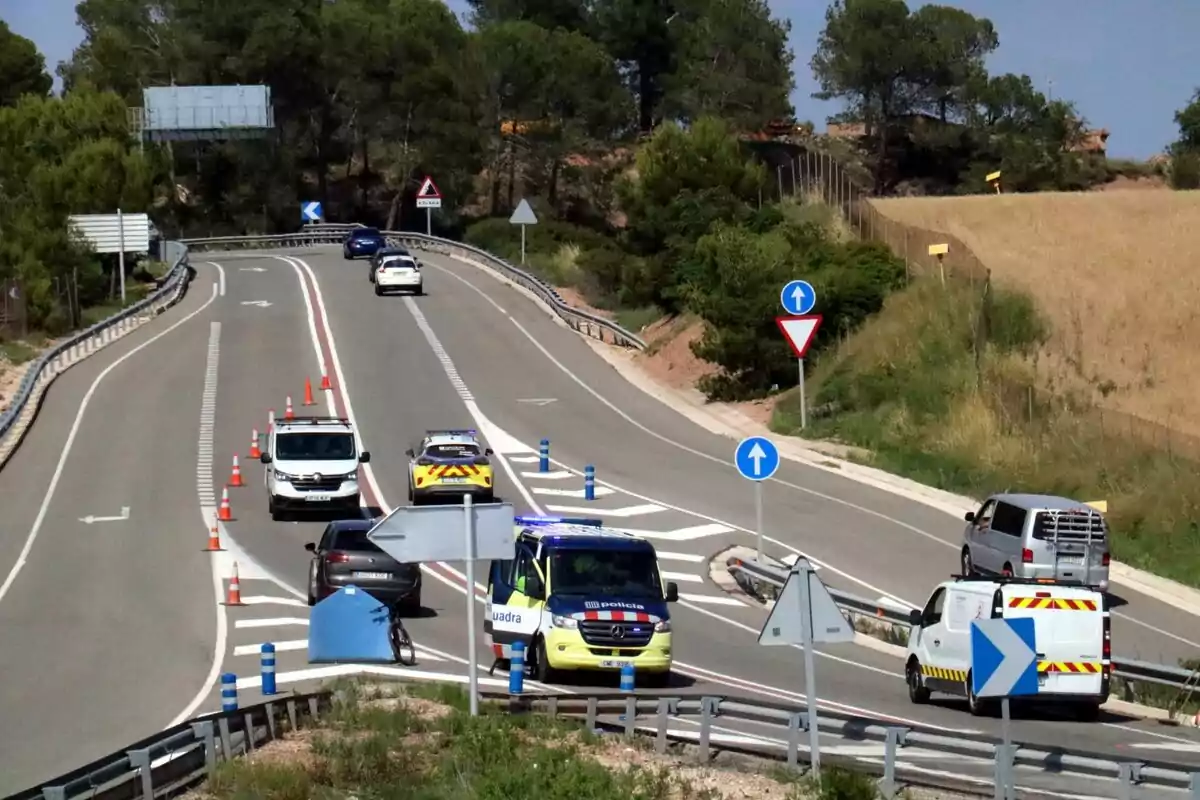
[807,766,881,800]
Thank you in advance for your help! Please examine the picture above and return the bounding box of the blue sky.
[2,0,1196,158]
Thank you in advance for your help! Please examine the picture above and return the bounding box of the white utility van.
[905,576,1110,720]
[259,416,370,520]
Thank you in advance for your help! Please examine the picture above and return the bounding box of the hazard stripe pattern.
[921,665,967,682]
[1038,661,1102,673]
[572,610,660,623]
[430,463,481,478]
[1007,597,1097,611]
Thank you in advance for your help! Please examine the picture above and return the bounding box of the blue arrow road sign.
[301,201,323,223]
[734,436,780,482]
[971,617,1038,698]
[780,280,816,316]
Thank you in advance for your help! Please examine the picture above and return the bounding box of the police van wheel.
[907,659,930,704]
[533,638,556,683]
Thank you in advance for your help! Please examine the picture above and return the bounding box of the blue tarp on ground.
[307,585,395,663]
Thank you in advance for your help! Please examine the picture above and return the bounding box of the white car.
[259,416,371,520]
[375,255,423,296]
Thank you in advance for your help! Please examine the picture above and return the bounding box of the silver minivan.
[960,493,1110,591]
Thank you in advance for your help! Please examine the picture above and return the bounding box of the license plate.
[1058,555,1084,565]
[354,571,390,580]
[599,660,632,669]
[440,477,467,484]
[305,494,332,502]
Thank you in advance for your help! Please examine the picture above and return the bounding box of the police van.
[905,576,1110,720]
[484,516,679,686]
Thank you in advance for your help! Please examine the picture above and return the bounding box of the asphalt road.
[196,246,1200,780]
[0,267,221,794]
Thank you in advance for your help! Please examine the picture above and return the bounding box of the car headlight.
[551,614,578,630]
[654,620,671,633]
[274,470,298,482]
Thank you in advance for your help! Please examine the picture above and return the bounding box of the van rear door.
[1002,586,1104,697]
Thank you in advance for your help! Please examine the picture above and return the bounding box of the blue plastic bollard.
[261,642,277,696]
[620,664,635,692]
[509,641,526,693]
[539,439,550,472]
[221,673,238,711]
[584,465,596,501]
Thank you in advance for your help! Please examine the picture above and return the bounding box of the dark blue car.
[342,227,385,260]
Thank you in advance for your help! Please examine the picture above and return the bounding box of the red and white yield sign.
[776,315,823,359]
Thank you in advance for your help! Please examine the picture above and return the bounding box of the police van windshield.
[550,549,662,598]
[276,433,356,460]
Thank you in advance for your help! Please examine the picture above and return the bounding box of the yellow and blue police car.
[405,429,494,505]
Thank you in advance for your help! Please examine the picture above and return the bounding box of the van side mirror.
[964,511,975,523]
[405,448,415,458]
[665,582,679,603]
[359,451,371,463]
[260,453,272,464]
[526,574,544,598]
[304,542,316,552]
[909,608,923,627]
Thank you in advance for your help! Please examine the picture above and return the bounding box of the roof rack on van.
[951,574,1089,587]
[275,416,351,426]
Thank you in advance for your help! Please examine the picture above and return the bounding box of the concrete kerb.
[442,250,1200,620]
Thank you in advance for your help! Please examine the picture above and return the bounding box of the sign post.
[116,208,127,304]
[757,558,855,778]
[970,617,1038,800]
[734,436,780,563]
[367,497,515,716]
[301,201,324,224]
[779,280,820,430]
[416,176,442,236]
[776,314,823,430]
[508,199,539,265]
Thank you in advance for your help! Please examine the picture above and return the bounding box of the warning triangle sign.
[758,559,855,646]
[417,176,441,199]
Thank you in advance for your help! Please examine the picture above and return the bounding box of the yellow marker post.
[1085,500,1108,514]
[986,170,1002,194]
[928,243,949,286]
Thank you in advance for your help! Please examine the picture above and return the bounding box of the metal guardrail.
[728,556,1200,695]
[180,229,648,349]
[12,681,1200,800]
[0,240,193,452]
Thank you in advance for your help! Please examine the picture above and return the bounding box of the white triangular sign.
[509,198,538,226]
[758,559,854,646]
[776,315,822,359]
[417,177,441,199]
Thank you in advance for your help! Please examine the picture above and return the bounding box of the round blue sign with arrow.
[734,436,780,482]
[781,280,816,316]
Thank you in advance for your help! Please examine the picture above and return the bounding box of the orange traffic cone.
[218,487,234,521]
[303,377,316,406]
[320,371,333,391]
[249,428,261,459]
[205,511,224,551]
[229,455,244,487]
[285,396,295,420]
[267,408,276,433]
[224,562,245,606]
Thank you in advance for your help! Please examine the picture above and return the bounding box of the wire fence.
[770,144,1200,464]
[0,280,26,339]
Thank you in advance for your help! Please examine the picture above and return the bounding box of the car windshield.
[276,432,356,460]
[425,443,480,459]
[331,529,384,552]
[550,548,662,598]
[352,228,381,239]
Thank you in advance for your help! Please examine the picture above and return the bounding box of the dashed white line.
[661,571,703,583]
[235,616,309,629]
[531,486,615,498]
[545,503,665,517]
[233,639,309,656]
[240,595,308,607]
[655,551,706,563]
[521,470,574,480]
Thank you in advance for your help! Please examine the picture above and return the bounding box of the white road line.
[240,595,308,607]
[531,486,615,498]
[655,551,706,563]
[678,593,744,606]
[0,276,220,610]
[234,616,309,628]
[233,639,309,655]
[661,571,703,583]
[545,503,665,517]
[507,455,539,464]
[615,523,733,541]
[520,470,574,480]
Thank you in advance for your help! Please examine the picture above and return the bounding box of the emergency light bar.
[515,515,604,527]
[427,428,478,436]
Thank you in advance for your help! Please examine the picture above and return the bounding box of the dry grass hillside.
[871,191,1200,436]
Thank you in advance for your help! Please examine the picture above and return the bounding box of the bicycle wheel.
[390,620,416,666]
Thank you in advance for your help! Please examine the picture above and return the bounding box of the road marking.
[508,455,539,464]
[234,639,309,655]
[239,267,266,273]
[241,300,272,308]
[235,617,309,628]
[521,470,574,480]
[615,523,733,541]
[661,571,702,583]
[241,595,308,607]
[532,486,615,498]
[678,593,742,606]
[79,506,131,524]
[1125,742,1200,752]
[656,551,706,563]
[546,503,665,517]
[517,398,556,406]
[0,273,221,607]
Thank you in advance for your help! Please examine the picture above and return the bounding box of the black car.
[368,245,412,282]
[305,519,421,611]
[342,227,385,260]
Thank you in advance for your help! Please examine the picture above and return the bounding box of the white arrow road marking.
[656,551,706,563]
[239,267,267,272]
[531,486,615,498]
[241,300,272,307]
[679,593,743,606]
[506,455,540,464]
[78,506,130,524]
[661,571,703,583]
[516,398,557,406]
[520,470,575,480]
[240,595,308,607]
[234,617,309,628]
[614,523,733,541]
[978,621,1036,697]
[545,503,665,517]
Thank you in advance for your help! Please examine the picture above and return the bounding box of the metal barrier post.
[191,719,218,776]
[261,643,276,695]
[655,698,671,754]
[509,642,525,693]
[539,439,550,472]
[880,727,907,798]
[1190,771,1200,800]
[584,465,595,501]
[221,673,238,712]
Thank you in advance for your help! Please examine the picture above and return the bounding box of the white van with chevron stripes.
[904,576,1110,720]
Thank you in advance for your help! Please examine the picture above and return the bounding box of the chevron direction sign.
[970,617,1038,698]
